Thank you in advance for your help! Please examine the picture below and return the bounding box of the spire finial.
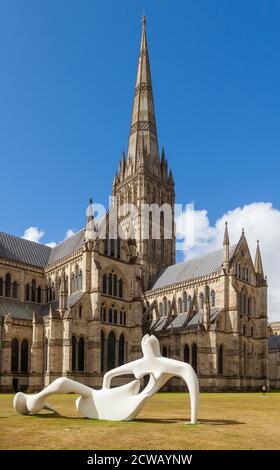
[223,220,230,246]
[142,14,146,25]
[254,239,264,278]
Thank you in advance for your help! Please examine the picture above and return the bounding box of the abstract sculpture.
[13,334,199,423]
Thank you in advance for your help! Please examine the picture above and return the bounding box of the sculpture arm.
[102,363,138,389]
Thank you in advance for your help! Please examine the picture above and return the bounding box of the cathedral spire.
[85,198,96,242]
[254,240,264,277]
[126,16,160,174]
[223,221,230,268]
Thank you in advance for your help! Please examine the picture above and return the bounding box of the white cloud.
[65,229,75,239]
[22,226,44,243]
[45,242,57,248]
[176,202,280,322]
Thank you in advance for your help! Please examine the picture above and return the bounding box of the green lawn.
[0,392,279,450]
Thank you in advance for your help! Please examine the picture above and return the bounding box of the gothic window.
[246,268,249,282]
[25,284,30,301]
[123,311,126,326]
[31,279,36,302]
[218,345,224,375]
[110,239,115,257]
[12,281,18,299]
[119,334,125,366]
[188,295,192,310]
[242,267,246,281]
[102,275,107,294]
[168,300,171,315]
[117,239,121,259]
[51,282,55,301]
[178,298,182,314]
[162,346,168,357]
[20,339,29,373]
[37,286,41,303]
[44,339,48,372]
[0,278,3,296]
[72,335,77,372]
[183,292,188,311]
[104,238,108,255]
[108,273,112,295]
[251,327,253,337]
[199,293,204,310]
[71,274,75,294]
[248,296,251,315]
[78,270,83,291]
[79,305,82,318]
[159,302,163,317]
[163,297,167,316]
[5,273,11,297]
[191,343,198,374]
[243,324,246,335]
[11,338,19,372]
[78,337,85,371]
[101,331,105,373]
[211,290,215,307]
[184,344,190,363]
[107,332,116,371]
[108,308,113,323]
[118,279,123,298]
[113,275,117,297]
[114,309,118,324]
[101,304,106,322]
[120,310,123,325]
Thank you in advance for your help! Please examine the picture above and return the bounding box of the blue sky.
[0,0,279,244]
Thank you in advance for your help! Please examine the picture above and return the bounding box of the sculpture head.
[141,334,161,358]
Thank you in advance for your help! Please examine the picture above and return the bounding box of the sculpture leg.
[13,377,92,415]
[176,364,199,424]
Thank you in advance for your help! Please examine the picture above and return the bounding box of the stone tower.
[113,17,176,290]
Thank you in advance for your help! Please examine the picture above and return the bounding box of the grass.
[0,392,279,450]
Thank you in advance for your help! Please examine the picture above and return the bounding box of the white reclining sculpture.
[13,334,199,423]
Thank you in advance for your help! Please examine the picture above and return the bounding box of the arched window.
[78,337,85,371]
[31,279,36,302]
[20,339,29,373]
[159,302,163,317]
[251,327,253,337]
[110,239,115,257]
[51,282,55,301]
[107,332,116,371]
[243,324,246,335]
[120,310,123,325]
[188,295,192,310]
[162,346,168,357]
[104,238,108,255]
[199,293,204,309]
[25,284,30,301]
[78,271,83,291]
[184,344,190,363]
[191,343,198,373]
[37,286,41,303]
[44,339,48,372]
[108,273,112,295]
[101,304,106,322]
[247,296,251,315]
[119,334,125,366]
[71,274,75,294]
[108,308,113,323]
[101,331,105,372]
[12,281,18,299]
[118,279,123,298]
[114,309,118,324]
[72,335,77,372]
[163,297,167,316]
[183,292,188,312]
[102,275,107,294]
[11,338,19,372]
[0,278,3,296]
[113,275,117,297]
[117,239,121,259]
[79,305,82,318]
[123,311,126,326]
[5,273,11,297]
[178,298,182,314]
[218,345,224,375]
[211,290,215,307]
[168,300,171,315]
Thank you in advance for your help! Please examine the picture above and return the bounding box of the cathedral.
[0,18,278,392]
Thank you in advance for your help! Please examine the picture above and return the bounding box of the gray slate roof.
[0,231,51,268]
[0,229,85,268]
[0,291,85,320]
[151,245,237,290]
[268,335,280,349]
[47,230,85,265]
[151,307,222,332]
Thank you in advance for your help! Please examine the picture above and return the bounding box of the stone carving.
[13,334,199,423]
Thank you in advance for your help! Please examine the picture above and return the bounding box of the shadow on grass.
[135,417,245,425]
